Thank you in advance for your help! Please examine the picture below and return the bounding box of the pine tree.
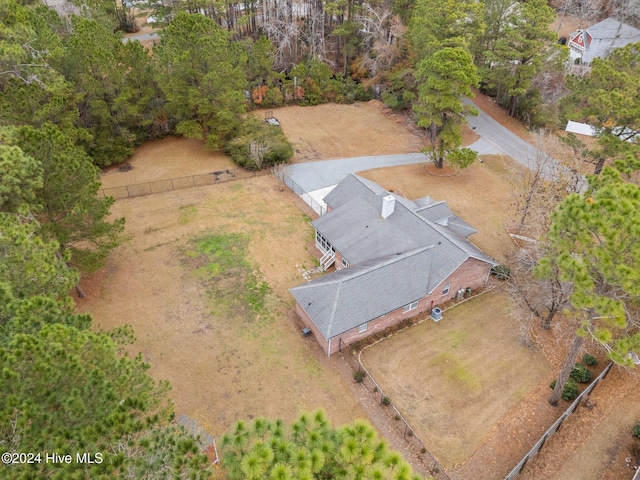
[413,47,479,169]
[540,167,640,405]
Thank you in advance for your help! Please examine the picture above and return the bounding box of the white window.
[403,301,418,313]
[315,230,333,253]
[359,323,368,333]
[442,284,450,295]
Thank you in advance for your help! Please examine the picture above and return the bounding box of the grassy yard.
[361,291,550,468]
[78,174,367,438]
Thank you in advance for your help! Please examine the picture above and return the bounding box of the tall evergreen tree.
[221,411,423,479]
[539,167,640,405]
[413,47,479,169]
[5,124,124,271]
[0,214,78,302]
[410,0,484,60]
[0,0,80,132]
[155,12,246,149]
[62,17,146,166]
[481,0,557,117]
[562,42,640,174]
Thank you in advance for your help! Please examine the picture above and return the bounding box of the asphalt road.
[463,98,543,171]
[121,32,159,44]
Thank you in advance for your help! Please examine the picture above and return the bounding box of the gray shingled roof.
[313,174,493,268]
[415,201,478,238]
[290,248,433,339]
[576,18,640,63]
[292,174,496,338]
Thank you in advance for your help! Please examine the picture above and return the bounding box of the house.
[568,17,640,65]
[290,174,497,356]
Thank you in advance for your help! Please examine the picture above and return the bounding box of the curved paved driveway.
[284,153,426,192]
[285,100,552,192]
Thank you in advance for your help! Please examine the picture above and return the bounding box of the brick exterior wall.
[334,251,347,270]
[295,257,492,356]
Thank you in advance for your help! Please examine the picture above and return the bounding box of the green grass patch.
[446,330,468,349]
[185,233,272,321]
[178,204,197,225]
[430,352,481,392]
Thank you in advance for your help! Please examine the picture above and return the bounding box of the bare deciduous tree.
[356,4,405,79]
[505,131,585,330]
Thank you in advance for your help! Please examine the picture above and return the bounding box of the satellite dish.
[628,351,640,365]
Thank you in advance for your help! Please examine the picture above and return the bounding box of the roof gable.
[570,18,640,63]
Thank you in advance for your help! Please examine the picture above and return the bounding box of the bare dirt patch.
[361,292,550,469]
[551,14,586,38]
[271,102,427,162]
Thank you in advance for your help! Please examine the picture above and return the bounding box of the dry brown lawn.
[101,137,235,189]
[271,101,428,161]
[361,292,550,469]
[78,174,366,437]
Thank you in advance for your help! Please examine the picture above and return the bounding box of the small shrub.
[583,353,598,366]
[353,370,364,383]
[633,421,640,439]
[373,386,378,393]
[420,447,426,454]
[394,414,400,421]
[570,363,593,383]
[224,117,293,170]
[549,378,580,401]
[381,396,390,406]
[490,264,511,280]
[562,379,579,401]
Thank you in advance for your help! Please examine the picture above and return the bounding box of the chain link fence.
[100,169,269,200]
[273,168,327,216]
[350,353,450,480]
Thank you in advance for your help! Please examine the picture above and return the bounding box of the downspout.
[327,338,331,357]
[485,264,492,285]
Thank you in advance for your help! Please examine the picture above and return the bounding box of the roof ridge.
[290,246,433,290]
[393,198,473,259]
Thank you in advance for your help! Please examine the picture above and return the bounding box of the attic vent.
[381,195,395,219]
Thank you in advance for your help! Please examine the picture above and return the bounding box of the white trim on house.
[403,301,418,313]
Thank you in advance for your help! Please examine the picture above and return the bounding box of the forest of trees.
[1,0,639,475]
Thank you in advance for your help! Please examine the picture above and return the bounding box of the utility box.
[456,288,464,300]
[431,307,443,322]
[302,327,312,336]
